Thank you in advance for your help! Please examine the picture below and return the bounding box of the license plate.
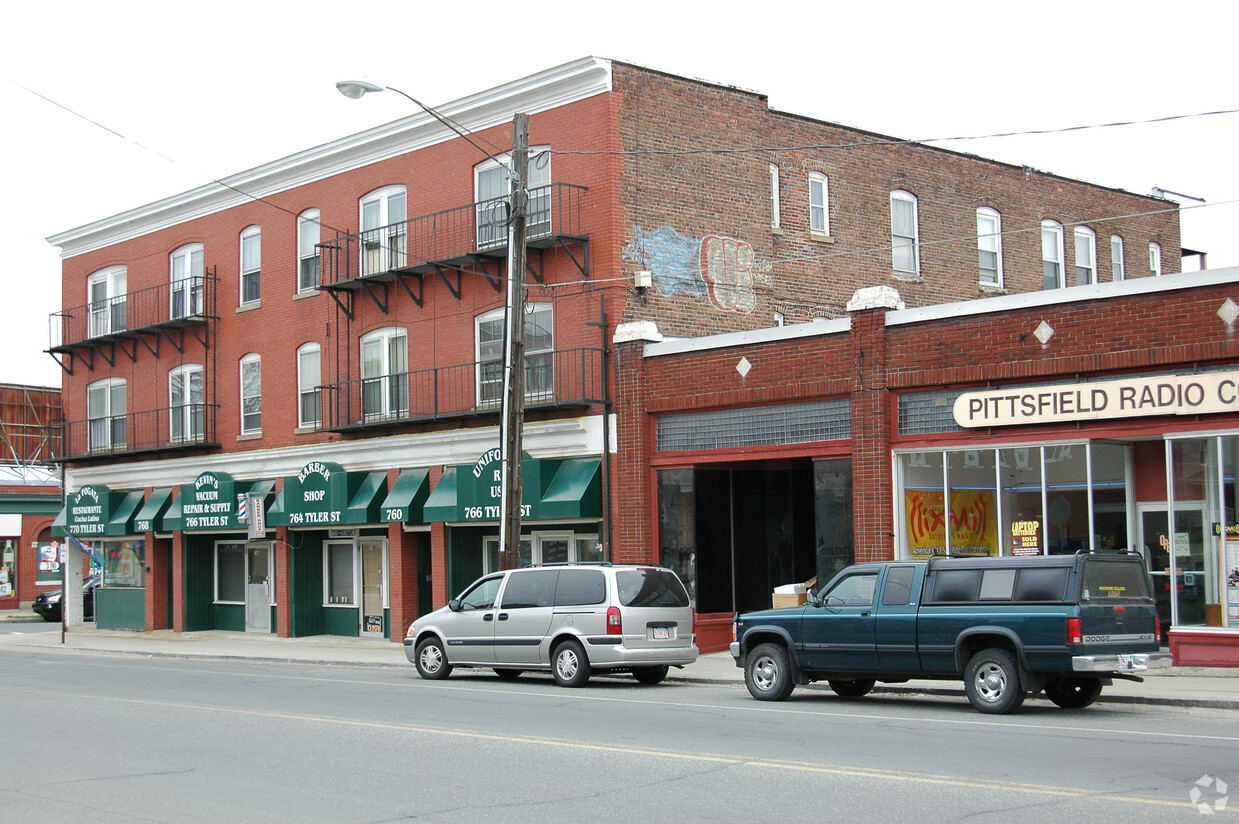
[652,626,671,640]
[1117,654,1134,670]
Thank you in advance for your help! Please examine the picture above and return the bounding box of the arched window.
[240,225,261,305]
[169,363,205,442]
[359,186,406,276]
[809,172,830,237]
[87,377,126,451]
[475,303,554,406]
[87,265,127,337]
[976,208,1003,287]
[1074,226,1096,285]
[1111,235,1125,281]
[170,243,204,319]
[297,342,321,428]
[240,353,262,434]
[360,327,407,420]
[298,209,321,292]
[1041,220,1064,289]
[890,190,919,274]
[474,148,551,248]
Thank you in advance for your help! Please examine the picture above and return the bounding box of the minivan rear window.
[616,569,690,608]
[1081,559,1152,602]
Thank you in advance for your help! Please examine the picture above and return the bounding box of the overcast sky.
[4,0,1235,388]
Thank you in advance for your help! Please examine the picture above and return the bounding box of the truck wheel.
[829,679,876,698]
[1044,676,1103,708]
[745,643,795,701]
[964,648,1024,714]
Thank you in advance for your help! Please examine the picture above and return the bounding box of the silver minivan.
[404,564,698,686]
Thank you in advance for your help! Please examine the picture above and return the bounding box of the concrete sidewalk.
[3,616,1237,710]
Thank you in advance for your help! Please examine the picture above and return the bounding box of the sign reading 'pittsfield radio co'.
[953,371,1239,428]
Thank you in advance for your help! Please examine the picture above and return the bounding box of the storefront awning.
[381,469,430,524]
[424,457,602,523]
[162,472,276,531]
[106,490,146,536]
[269,462,388,527]
[133,488,174,533]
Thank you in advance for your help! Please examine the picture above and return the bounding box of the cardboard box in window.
[772,592,809,609]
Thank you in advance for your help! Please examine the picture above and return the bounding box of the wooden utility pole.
[499,113,529,569]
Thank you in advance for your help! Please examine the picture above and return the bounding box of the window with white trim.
[360,327,407,421]
[976,208,1002,287]
[360,186,407,276]
[476,303,553,407]
[170,243,204,319]
[169,363,205,442]
[298,209,321,292]
[890,190,919,274]
[88,266,127,337]
[1149,242,1162,275]
[769,164,781,230]
[810,172,830,237]
[297,343,321,428]
[1041,220,1064,289]
[325,542,355,605]
[1074,226,1096,285]
[87,377,126,452]
[240,353,261,434]
[240,226,261,304]
[474,149,551,249]
[1111,235,1125,281]
[214,541,246,603]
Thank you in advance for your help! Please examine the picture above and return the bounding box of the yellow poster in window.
[905,489,998,558]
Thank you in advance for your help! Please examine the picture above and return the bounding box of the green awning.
[539,459,602,519]
[163,472,275,531]
[270,462,387,526]
[107,490,146,535]
[133,488,174,533]
[268,489,284,521]
[0,492,63,516]
[422,467,458,522]
[381,469,430,524]
[52,503,66,538]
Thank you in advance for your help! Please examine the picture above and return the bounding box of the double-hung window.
[360,327,408,421]
[298,209,321,292]
[1111,235,1125,280]
[809,172,830,237]
[1074,226,1096,285]
[169,364,205,442]
[1041,220,1064,289]
[475,149,551,249]
[170,244,204,319]
[976,208,1002,287]
[769,164,781,230]
[88,266,127,338]
[87,377,126,452]
[240,353,262,435]
[360,187,407,276]
[475,303,554,406]
[890,190,919,274]
[240,226,261,305]
[1149,242,1162,275]
[297,343,321,428]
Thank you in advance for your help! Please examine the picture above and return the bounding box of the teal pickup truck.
[730,551,1172,713]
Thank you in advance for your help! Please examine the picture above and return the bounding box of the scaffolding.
[0,384,61,483]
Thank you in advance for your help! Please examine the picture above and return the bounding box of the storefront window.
[947,450,999,557]
[215,542,245,603]
[657,469,697,606]
[1169,438,1213,628]
[102,539,144,587]
[1221,436,1239,629]
[1091,443,1130,552]
[327,543,354,605]
[900,451,946,558]
[1044,444,1088,554]
[1000,447,1045,556]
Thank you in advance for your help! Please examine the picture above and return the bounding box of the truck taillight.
[1155,617,1161,643]
[607,606,622,635]
[1067,617,1083,646]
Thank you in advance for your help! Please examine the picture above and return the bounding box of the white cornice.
[47,57,613,259]
[64,415,608,493]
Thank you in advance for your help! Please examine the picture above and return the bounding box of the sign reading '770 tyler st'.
[953,371,1239,428]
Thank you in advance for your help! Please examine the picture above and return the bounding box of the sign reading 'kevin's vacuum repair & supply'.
[953,371,1239,428]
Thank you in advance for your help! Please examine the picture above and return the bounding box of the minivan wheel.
[552,639,591,687]
[964,648,1024,714]
[633,666,669,685]
[745,642,795,701]
[414,637,452,680]
[1044,676,1103,708]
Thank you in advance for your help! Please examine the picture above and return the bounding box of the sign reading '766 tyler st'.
[953,371,1239,428]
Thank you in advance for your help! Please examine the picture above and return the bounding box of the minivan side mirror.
[448,598,461,612]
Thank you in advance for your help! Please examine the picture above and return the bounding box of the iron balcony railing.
[50,276,215,352]
[59,404,220,462]
[320,184,587,287]
[318,346,605,432]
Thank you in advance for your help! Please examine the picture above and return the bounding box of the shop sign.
[904,489,998,558]
[953,370,1239,428]
[67,485,113,536]
[180,472,240,530]
[275,462,386,526]
[1216,523,1239,628]
[1011,520,1041,556]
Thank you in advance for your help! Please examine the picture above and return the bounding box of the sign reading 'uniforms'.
[953,371,1239,428]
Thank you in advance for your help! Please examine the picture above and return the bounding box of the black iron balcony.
[318,346,605,433]
[319,183,588,291]
[49,275,217,355]
[58,404,220,463]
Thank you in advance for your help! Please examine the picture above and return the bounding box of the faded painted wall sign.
[625,224,768,313]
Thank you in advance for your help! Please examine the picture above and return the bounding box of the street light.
[337,80,530,571]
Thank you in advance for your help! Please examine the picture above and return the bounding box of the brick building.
[0,385,62,611]
[47,58,1189,652]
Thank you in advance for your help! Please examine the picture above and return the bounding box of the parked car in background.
[405,564,698,686]
[32,576,99,622]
